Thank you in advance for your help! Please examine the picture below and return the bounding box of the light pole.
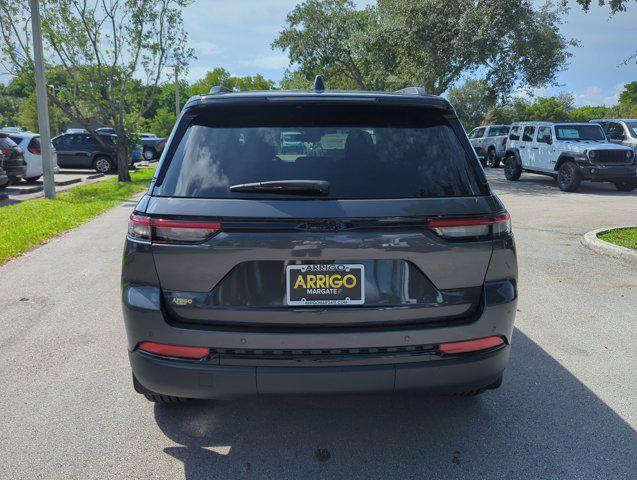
[29,0,55,199]
[174,63,180,117]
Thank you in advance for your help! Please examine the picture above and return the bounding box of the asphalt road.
[0,170,635,480]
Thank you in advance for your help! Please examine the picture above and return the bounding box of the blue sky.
[183,0,636,106]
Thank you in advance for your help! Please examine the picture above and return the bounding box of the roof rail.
[312,75,326,92]
[395,87,427,96]
[209,85,232,95]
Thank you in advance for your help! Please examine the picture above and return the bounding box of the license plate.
[286,264,365,306]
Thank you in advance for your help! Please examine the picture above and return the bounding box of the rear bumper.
[123,282,517,398]
[130,344,510,399]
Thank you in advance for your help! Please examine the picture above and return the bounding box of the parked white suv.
[7,132,60,183]
[503,122,636,192]
[590,119,637,150]
[467,125,510,168]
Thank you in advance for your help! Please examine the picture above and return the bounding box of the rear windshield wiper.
[229,180,329,196]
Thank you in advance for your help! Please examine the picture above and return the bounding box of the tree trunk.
[114,132,132,182]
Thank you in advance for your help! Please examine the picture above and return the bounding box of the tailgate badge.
[297,221,351,232]
[171,297,193,306]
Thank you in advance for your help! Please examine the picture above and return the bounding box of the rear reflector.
[428,212,511,239]
[138,342,210,359]
[439,336,505,354]
[128,214,221,243]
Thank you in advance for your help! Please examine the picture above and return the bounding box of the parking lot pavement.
[0,169,635,479]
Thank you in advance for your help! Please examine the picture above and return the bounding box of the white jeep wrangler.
[503,122,636,192]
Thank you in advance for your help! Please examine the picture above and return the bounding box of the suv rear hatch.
[135,98,507,328]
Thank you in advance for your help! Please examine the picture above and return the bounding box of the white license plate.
[286,264,365,306]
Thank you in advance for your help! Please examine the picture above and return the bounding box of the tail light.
[439,336,505,354]
[502,137,507,146]
[128,213,221,243]
[28,146,41,155]
[138,341,210,360]
[428,212,511,239]
[0,149,9,156]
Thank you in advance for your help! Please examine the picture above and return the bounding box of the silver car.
[121,81,518,404]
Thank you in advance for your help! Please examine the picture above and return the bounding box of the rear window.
[155,104,487,199]
[0,136,17,148]
[28,137,41,151]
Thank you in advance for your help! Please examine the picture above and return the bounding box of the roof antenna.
[312,75,326,92]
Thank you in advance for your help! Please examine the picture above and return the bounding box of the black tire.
[613,181,636,192]
[504,155,522,181]
[23,176,41,184]
[93,155,115,174]
[143,148,155,161]
[557,161,582,192]
[144,393,187,404]
[486,149,500,168]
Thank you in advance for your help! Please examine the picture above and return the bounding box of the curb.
[55,178,82,187]
[581,227,637,268]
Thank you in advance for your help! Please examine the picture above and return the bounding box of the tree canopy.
[0,0,193,181]
[274,0,575,97]
[451,81,637,130]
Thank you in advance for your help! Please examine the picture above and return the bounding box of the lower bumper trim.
[130,345,510,399]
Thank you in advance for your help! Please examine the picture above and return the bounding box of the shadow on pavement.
[154,328,636,480]
[485,170,636,197]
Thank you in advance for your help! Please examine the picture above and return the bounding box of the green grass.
[0,168,155,265]
[598,227,637,250]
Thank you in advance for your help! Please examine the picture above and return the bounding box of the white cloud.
[239,53,289,70]
[572,84,624,107]
[191,41,220,56]
[183,65,214,82]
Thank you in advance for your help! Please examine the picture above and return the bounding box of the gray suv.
[122,80,518,404]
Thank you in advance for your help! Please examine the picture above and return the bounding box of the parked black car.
[52,132,132,173]
[139,134,167,161]
[0,134,27,186]
[97,129,166,161]
[122,79,518,404]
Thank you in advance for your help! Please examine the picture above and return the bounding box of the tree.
[0,85,22,127]
[147,107,176,138]
[618,81,637,104]
[617,82,637,117]
[571,0,635,13]
[524,94,574,121]
[569,105,617,122]
[274,0,575,96]
[188,68,276,96]
[18,92,69,135]
[0,0,193,182]
[447,80,493,130]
